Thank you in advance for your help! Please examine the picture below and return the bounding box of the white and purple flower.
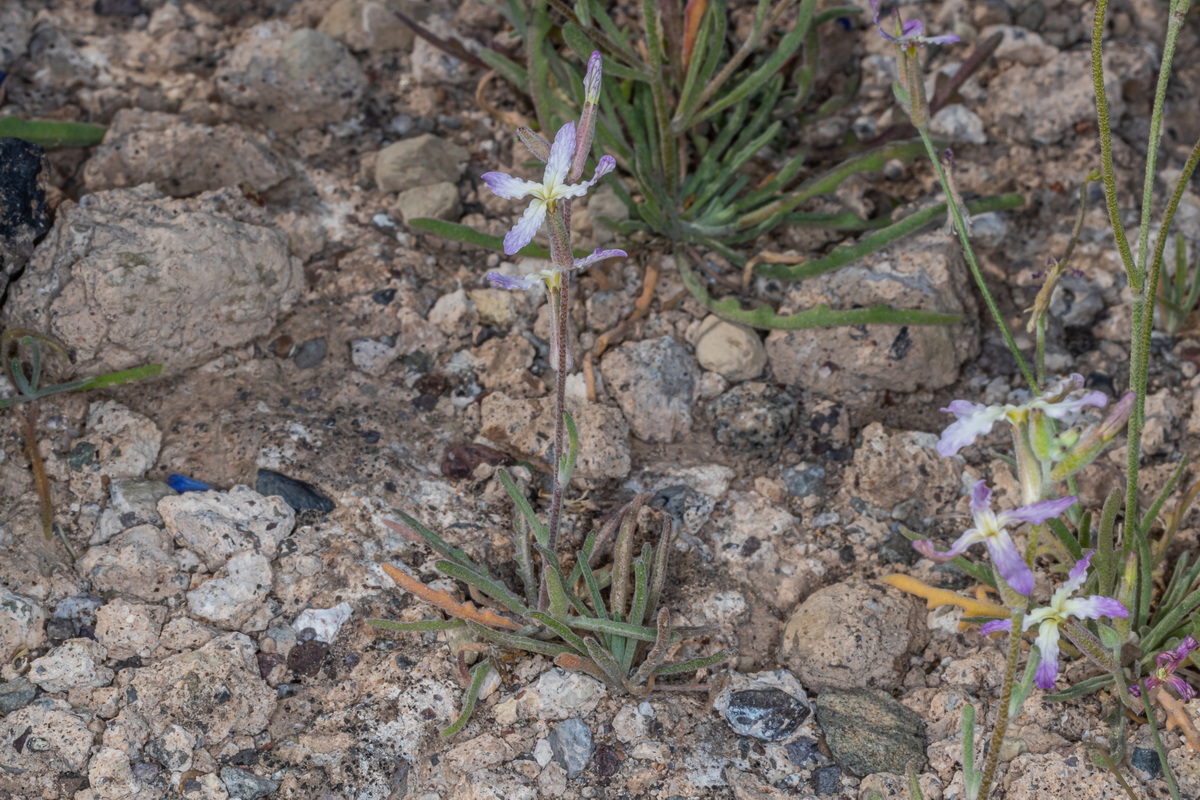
[486,248,627,292]
[481,120,616,256]
[1130,635,1198,701]
[870,0,959,48]
[914,480,1076,596]
[981,550,1129,690]
[937,374,1108,457]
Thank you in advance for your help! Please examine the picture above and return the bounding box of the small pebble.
[1131,747,1162,779]
[220,766,280,800]
[167,474,213,493]
[293,337,328,369]
[0,677,37,714]
[722,688,812,741]
[812,765,841,795]
[255,469,335,513]
[372,288,396,305]
[548,718,594,779]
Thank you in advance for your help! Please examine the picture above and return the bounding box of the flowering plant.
[370,52,726,737]
[872,0,1200,794]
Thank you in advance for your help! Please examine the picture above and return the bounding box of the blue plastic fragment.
[168,473,212,493]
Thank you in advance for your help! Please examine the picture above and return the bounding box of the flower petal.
[980,618,1012,636]
[584,51,603,103]
[968,480,992,517]
[1040,389,1109,418]
[1034,620,1062,690]
[482,171,539,200]
[1063,550,1094,594]
[486,271,543,291]
[997,495,1078,528]
[1167,676,1197,701]
[937,402,1005,456]
[544,121,577,188]
[504,199,547,255]
[985,530,1034,596]
[556,154,617,201]
[924,33,961,44]
[913,528,984,563]
[1062,594,1129,621]
[571,248,627,271]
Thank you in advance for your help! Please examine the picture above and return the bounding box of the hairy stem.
[978,610,1025,797]
[22,401,53,539]
[917,128,1035,389]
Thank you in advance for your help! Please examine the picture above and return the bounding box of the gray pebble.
[294,337,328,369]
[220,766,279,799]
[549,717,594,779]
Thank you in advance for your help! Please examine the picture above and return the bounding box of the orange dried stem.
[382,563,522,630]
[1157,689,1200,752]
[882,574,1010,619]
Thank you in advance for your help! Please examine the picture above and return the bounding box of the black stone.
[723,688,811,741]
[372,288,397,305]
[219,766,279,800]
[1131,747,1162,779]
[256,469,335,513]
[0,137,51,298]
[592,744,620,778]
[0,677,37,714]
[784,737,819,766]
[708,384,796,451]
[812,765,841,795]
[93,0,144,15]
[293,337,327,369]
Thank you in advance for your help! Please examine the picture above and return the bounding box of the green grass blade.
[466,621,576,658]
[368,618,465,632]
[68,363,164,392]
[388,508,490,576]
[476,47,528,90]
[441,660,493,737]
[526,611,590,654]
[435,561,529,617]
[1047,518,1084,562]
[0,117,107,147]
[755,194,1025,281]
[652,650,730,676]
[498,468,549,547]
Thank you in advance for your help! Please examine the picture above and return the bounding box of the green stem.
[916,127,1036,389]
[977,610,1024,798]
[1090,0,1136,282]
[1141,683,1183,800]
[1119,0,1193,548]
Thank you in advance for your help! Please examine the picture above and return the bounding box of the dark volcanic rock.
[0,137,51,300]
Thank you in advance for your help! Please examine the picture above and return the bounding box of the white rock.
[29,639,114,694]
[691,315,767,381]
[83,401,163,478]
[428,288,478,338]
[293,602,354,644]
[0,587,47,659]
[186,551,273,629]
[160,486,294,569]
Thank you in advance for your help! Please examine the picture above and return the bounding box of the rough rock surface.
[6,185,304,374]
[317,0,423,53]
[84,109,291,198]
[691,315,767,381]
[764,232,979,400]
[815,687,928,777]
[781,580,929,690]
[375,134,469,194]
[214,22,367,134]
[480,392,631,481]
[159,486,294,569]
[600,336,699,443]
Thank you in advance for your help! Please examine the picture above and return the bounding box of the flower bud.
[517,126,551,162]
[1049,392,1134,482]
[570,52,604,182]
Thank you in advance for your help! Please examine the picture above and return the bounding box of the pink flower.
[870,0,959,47]
[1130,636,1198,701]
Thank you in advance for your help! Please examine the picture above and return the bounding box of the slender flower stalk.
[480,52,624,610]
